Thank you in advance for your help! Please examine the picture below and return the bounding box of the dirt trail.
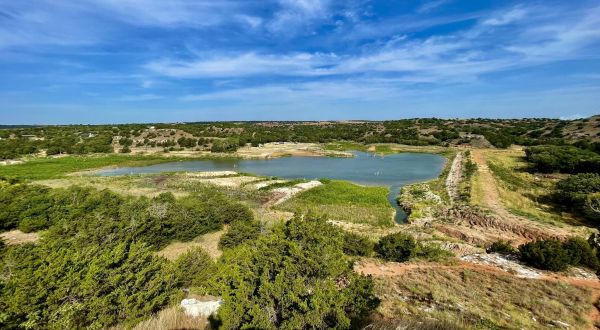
[469,149,571,241]
[445,151,464,203]
[471,149,511,218]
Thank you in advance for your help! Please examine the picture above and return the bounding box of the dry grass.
[483,149,587,227]
[375,266,593,329]
[112,306,208,330]
[156,229,226,261]
[0,230,40,245]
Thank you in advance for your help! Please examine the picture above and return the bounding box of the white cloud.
[267,0,332,34]
[146,52,338,78]
[145,3,600,85]
[482,7,527,26]
[559,113,586,120]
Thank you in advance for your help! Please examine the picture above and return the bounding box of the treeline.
[2,117,592,159]
[554,173,600,221]
[522,145,600,222]
[0,184,252,248]
[525,145,600,174]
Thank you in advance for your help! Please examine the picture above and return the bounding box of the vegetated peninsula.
[1,116,600,329]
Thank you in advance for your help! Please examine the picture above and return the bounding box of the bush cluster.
[375,233,453,262]
[554,173,600,221]
[343,232,375,257]
[487,237,600,272]
[215,215,379,329]
[525,145,600,174]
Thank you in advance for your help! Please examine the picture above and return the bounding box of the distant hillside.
[1,117,599,160]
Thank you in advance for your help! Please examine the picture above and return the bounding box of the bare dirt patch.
[0,230,40,245]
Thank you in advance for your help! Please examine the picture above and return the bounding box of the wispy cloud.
[417,0,452,14]
[117,93,163,102]
[145,4,600,84]
[146,52,338,78]
[267,0,332,34]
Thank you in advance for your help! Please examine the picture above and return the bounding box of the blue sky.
[1,0,599,124]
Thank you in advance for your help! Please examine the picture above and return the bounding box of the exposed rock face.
[437,206,561,245]
[461,253,542,279]
[180,298,222,318]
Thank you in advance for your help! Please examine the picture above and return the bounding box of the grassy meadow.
[480,149,579,226]
[277,180,395,227]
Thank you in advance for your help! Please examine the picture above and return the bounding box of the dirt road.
[471,149,510,217]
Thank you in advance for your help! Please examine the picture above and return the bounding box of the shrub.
[173,247,217,289]
[376,233,417,262]
[554,173,600,220]
[0,241,178,329]
[486,240,516,255]
[416,244,454,262]
[563,237,599,270]
[343,232,374,257]
[215,215,379,329]
[518,239,571,271]
[218,219,261,249]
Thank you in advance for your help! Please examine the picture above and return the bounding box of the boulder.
[180,298,222,318]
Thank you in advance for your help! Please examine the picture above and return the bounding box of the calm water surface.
[98,152,445,223]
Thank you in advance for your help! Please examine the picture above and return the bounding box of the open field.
[479,148,584,226]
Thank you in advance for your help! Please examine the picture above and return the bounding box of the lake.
[97,151,446,223]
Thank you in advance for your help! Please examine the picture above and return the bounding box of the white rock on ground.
[185,171,238,178]
[180,298,222,317]
[272,180,323,205]
[461,253,542,279]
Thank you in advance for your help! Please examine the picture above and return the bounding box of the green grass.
[324,141,368,152]
[276,180,395,227]
[0,155,186,181]
[374,145,394,154]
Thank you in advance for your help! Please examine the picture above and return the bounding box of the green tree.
[218,219,261,249]
[174,247,217,289]
[214,215,378,329]
[343,232,374,257]
[376,232,417,262]
[518,239,571,271]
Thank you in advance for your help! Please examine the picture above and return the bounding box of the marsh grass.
[277,180,395,227]
[0,155,190,181]
[324,141,369,152]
